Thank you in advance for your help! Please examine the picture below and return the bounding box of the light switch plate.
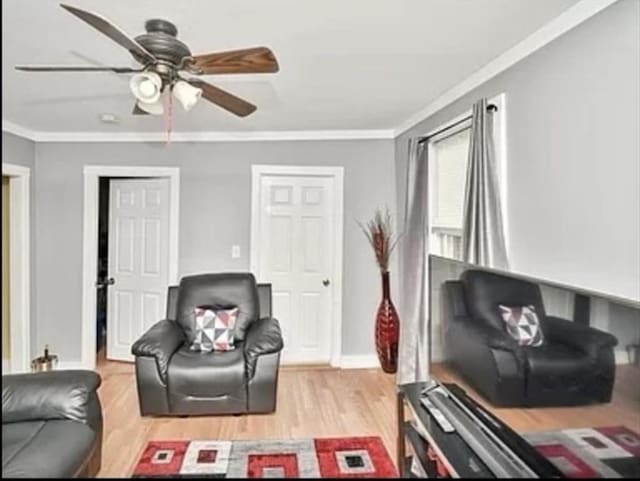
[231,245,241,259]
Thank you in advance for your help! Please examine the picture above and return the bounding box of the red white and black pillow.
[190,306,239,352]
[498,304,544,347]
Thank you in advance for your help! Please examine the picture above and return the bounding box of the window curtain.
[397,138,430,384]
[462,98,509,269]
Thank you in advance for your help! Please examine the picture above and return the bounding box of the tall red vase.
[375,271,399,373]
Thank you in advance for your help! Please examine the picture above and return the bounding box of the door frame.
[250,164,344,367]
[81,166,180,369]
[2,163,31,373]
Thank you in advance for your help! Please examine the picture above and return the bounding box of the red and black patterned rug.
[132,427,639,478]
[132,436,397,478]
[524,426,640,478]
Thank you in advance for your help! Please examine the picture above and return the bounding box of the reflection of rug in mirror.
[132,436,397,478]
[524,426,640,478]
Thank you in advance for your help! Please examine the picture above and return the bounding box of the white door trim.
[2,163,31,373]
[250,165,344,367]
[81,166,180,369]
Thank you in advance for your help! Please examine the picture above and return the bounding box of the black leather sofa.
[443,269,618,407]
[2,370,103,478]
[132,273,283,416]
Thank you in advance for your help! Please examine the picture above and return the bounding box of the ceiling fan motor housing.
[133,19,191,73]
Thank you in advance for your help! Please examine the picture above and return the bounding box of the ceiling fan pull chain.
[165,88,173,144]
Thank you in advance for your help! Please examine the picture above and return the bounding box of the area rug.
[524,426,640,478]
[132,436,397,478]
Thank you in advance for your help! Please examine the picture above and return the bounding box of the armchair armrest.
[542,316,618,356]
[2,370,102,432]
[446,318,526,406]
[244,317,284,378]
[131,319,185,383]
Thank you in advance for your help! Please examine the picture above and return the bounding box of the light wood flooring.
[95,358,639,477]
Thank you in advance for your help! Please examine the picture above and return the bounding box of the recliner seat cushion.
[176,273,259,342]
[2,421,45,468]
[168,346,246,398]
[525,342,591,388]
[2,420,96,478]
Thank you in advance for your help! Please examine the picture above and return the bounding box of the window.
[428,122,471,260]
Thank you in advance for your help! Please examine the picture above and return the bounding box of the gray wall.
[2,131,38,357]
[396,0,640,301]
[3,132,34,169]
[33,139,396,363]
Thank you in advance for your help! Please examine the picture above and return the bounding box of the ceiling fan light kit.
[15,3,280,124]
[136,97,164,116]
[172,80,202,112]
[130,71,163,114]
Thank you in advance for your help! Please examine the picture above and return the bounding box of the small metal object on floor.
[31,345,58,372]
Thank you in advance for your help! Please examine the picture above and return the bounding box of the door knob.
[322,279,330,287]
[95,277,115,288]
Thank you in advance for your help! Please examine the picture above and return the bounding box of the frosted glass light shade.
[172,80,202,111]
[136,98,163,115]
[130,71,162,101]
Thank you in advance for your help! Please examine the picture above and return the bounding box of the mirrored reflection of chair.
[443,270,618,407]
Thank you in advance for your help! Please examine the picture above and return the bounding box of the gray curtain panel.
[397,138,430,384]
[462,98,509,269]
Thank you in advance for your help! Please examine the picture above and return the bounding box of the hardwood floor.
[95,360,397,477]
[95,359,639,477]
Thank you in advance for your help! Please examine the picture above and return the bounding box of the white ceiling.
[2,0,580,133]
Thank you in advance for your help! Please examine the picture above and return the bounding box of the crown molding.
[2,121,394,143]
[2,120,38,141]
[393,0,619,136]
[3,0,616,143]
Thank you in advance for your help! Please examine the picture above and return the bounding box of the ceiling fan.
[15,3,279,117]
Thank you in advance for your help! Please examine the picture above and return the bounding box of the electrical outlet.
[231,245,241,259]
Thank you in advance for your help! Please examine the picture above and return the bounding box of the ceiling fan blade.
[60,4,156,64]
[188,79,257,117]
[132,103,149,115]
[190,47,279,75]
[15,65,141,73]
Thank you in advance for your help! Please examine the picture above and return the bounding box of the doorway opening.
[82,166,180,370]
[3,176,11,371]
[96,177,109,361]
[94,175,176,365]
[1,163,31,373]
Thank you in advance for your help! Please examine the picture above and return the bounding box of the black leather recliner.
[443,270,618,407]
[2,370,103,478]
[132,273,283,416]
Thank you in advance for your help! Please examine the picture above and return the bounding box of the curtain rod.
[417,103,498,145]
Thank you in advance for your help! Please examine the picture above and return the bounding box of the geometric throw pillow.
[498,304,545,347]
[190,306,239,352]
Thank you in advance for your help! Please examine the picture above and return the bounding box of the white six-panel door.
[255,172,339,364]
[107,178,170,362]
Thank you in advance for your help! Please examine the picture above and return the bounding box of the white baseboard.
[56,361,88,370]
[3,360,90,373]
[615,348,633,365]
[339,354,380,369]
